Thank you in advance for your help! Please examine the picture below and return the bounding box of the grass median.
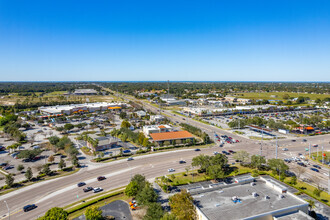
[65,187,127,219]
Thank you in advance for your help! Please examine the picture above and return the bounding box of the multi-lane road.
[0,90,328,219]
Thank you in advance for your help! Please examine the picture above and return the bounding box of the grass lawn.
[233,92,330,101]
[44,91,67,96]
[0,168,80,196]
[249,136,274,140]
[308,151,330,164]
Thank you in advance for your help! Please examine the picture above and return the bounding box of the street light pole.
[275,136,278,159]
[4,201,10,220]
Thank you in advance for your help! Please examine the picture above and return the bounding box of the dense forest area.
[0,82,101,95]
[100,82,330,97]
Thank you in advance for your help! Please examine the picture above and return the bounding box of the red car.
[97,176,106,181]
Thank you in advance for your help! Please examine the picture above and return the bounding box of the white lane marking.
[36,166,140,203]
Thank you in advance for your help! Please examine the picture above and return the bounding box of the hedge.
[66,190,124,214]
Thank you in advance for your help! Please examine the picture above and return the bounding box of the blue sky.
[0,0,329,81]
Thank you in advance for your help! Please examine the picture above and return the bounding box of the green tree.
[233,150,250,163]
[72,156,80,167]
[17,164,25,172]
[160,213,177,220]
[131,174,147,191]
[267,159,288,177]
[85,206,103,220]
[251,155,266,170]
[169,189,196,220]
[58,158,66,170]
[25,167,33,181]
[192,154,211,172]
[125,180,139,196]
[48,136,60,145]
[143,203,164,220]
[137,185,158,205]
[64,123,74,131]
[5,174,14,187]
[206,165,225,180]
[42,207,68,220]
[121,120,131,128]
[17,149,42,160]
[42,164,52,175]
[290,176,297,185]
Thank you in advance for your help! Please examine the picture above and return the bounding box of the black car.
[77,182,86,187]
[0,162,8,167]
[297,162,307,167]
[97,176,106,181]
[313,165,321,169]
[83,187,93,192]
[23,204,37,212]
[194,149,201,151]
[179,160,186,164]
[310,168,319,172]
[291,139,296,142]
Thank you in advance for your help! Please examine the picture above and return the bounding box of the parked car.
[213,151,219,155]
[313,165,321,169]
[228,150,235,153]
[0,146,6,151]
[77,182,86,187]
[23,204,37,212]
[0,162,8,167]
[93,187,103,193]
[97,176,106,181]
[168,168,175,172]
[83,187,93,192]
[4,165,14,170]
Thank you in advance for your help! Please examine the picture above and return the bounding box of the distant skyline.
[1,0,330,81]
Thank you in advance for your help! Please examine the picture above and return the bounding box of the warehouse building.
[73,89,98,95]
[39,102,125,115]
[143,124,172,136]
[192,176,309,220]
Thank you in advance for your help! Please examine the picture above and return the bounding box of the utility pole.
[275,135,278,159]
[260,128,263,156]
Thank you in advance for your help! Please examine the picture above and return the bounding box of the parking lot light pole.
[4,200,10,220]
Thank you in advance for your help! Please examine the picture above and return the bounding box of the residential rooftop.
[150,130,193,141]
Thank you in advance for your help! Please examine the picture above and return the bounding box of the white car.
[323,173,329,177]
[168,168,175,172]
[93,187,103,193]
[282,148,288,151]
[213,151,219,155]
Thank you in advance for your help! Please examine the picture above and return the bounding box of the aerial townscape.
[0,1,330,220]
